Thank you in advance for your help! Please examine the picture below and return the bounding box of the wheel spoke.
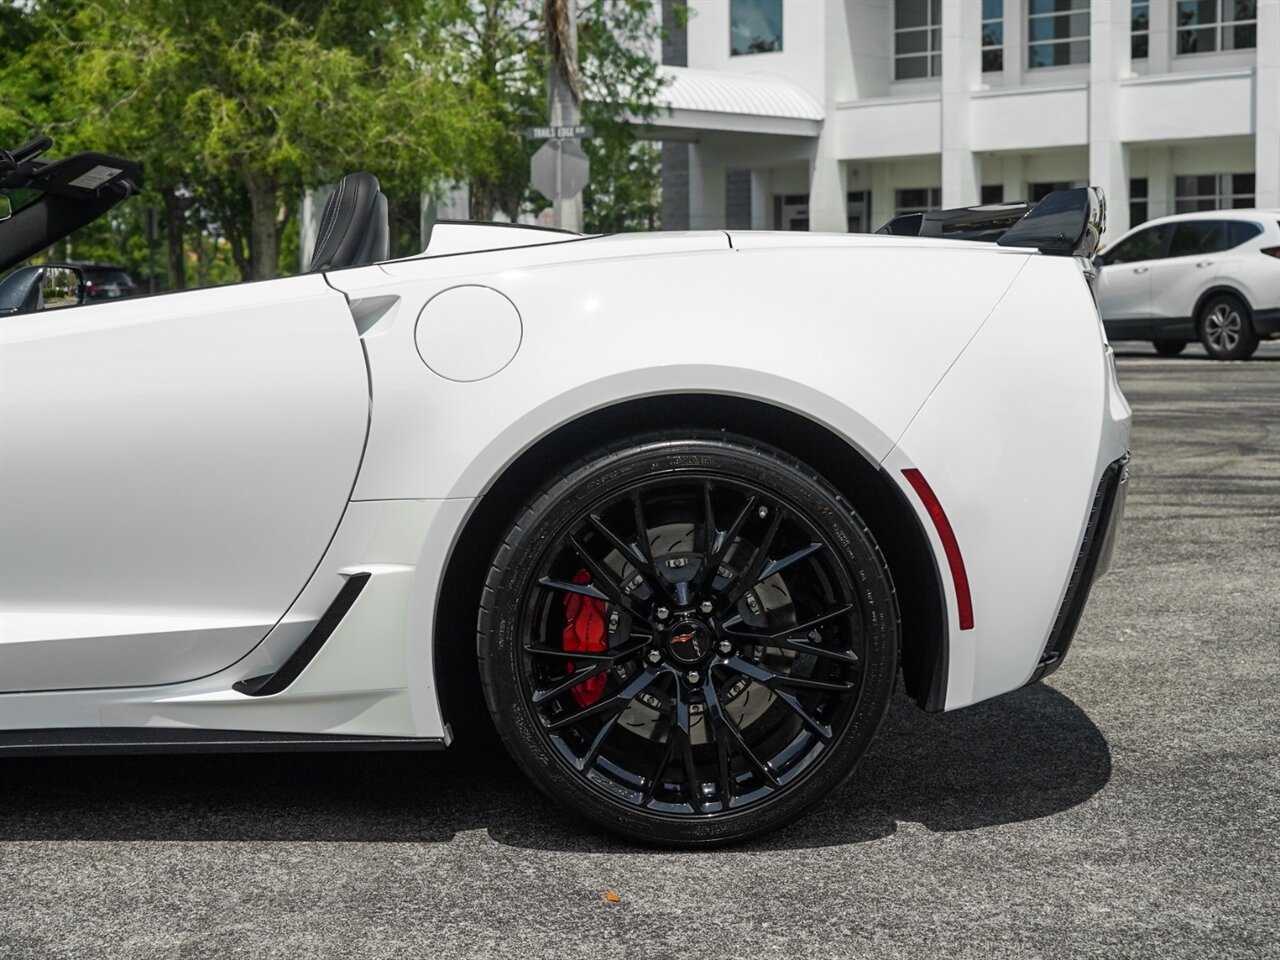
[639,725,678,807]
[721,506,783,608]
[758,541,824,581]
[672,687,703,811]
[722,602,854,641]
[698,493,758,592]
[702,677,736,807]
[576,711,622,772]
[531,661,611,704]
[538,576,607,602]
[720,655,853,694]
[544,666,660,732]
[522,635,651,663]
[567,533,657,626]
[703,684,779,788]
[719,657,834,739]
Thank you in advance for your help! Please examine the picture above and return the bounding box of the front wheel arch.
[432,395,949,746]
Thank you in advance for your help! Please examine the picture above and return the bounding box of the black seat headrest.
[308,172,389,272]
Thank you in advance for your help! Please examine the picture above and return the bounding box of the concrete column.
[808,151,848,232]
[750,169,772,229]
[1002,153,1026,205]
[1088,0,1132,242]
[1146,0,1172,75]
[1256,0,1280,209]
[871,162,894,229]
[941,0,983,207]
[1146,145,1172,220]
[1002,0,1025,88]
[689,145,725,230]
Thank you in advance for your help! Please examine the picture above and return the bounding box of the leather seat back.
[308,172,389,272]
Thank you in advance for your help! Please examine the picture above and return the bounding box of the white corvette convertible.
[0,140,1130,845]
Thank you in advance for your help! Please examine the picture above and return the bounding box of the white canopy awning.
[647,66,824,138]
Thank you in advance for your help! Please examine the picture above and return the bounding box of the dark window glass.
[1105,225,1170,264]
[1177,0,1256,55]
[983,0,1003,18]
[1030,0,1089,12]
[897,0,929,28]
[1226,221,1263,247]
[981,185,1004,203]
[895,55,930,80]
[730,0,783,56]
[895,0,942,78]
[983,48,1004,70]
[895,187,942,214]
[1169,221,1228,256]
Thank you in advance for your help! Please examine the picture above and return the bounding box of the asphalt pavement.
[2,342,1277,960]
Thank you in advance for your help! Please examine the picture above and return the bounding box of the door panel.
[1095,224,1172,320]
[0,275,369,692]
[1149,220,1228,320]
[1096,263,1152,320]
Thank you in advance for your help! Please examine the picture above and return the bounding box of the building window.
[1132,1,1150,58]
[1030,179,1087,202]
[895,187,942,215]
[730,0,783,56]
[1130,177,1149,225]
[981,184,1004,204]
[1028,0,1091,68]
[1176,0,1257,54]
[847,191,873,233]
[982,0,1004,71]
[895,0,942,80]
[1174,173,1255,212]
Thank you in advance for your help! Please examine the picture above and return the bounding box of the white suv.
[1095,210,1280,360]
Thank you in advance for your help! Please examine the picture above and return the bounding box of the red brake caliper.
[562,568,608,707]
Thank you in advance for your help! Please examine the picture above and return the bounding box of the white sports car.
[0,140,1131,845]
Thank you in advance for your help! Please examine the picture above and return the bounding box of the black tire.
[477,434,899,847]
[1152,339,1187,357]
[1198,293,1259,361]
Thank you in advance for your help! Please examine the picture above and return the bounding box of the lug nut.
[656,606,670,620]
[718,640,733,655]
[699,600,714,614]
[686,670,701,684]
[758,505,769,519]
[647,650,662,664]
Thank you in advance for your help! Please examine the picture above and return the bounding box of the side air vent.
[233,573,371,697]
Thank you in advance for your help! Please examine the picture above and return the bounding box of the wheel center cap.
[666,621,710,666]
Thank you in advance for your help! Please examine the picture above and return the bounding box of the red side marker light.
[901,468,974,631]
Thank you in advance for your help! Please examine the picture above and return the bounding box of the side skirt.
[0,727,446,756]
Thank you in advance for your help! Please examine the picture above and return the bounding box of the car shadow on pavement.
[0,683,1109,851]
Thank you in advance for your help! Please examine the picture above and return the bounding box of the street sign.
[524,124,594,140]
[531,139,590,201]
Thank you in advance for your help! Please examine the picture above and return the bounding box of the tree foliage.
[1,0,667,285]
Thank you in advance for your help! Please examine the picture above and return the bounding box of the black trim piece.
[1029,454,1130,685]
[0,727,444,756]
[233,572,371,696]
[878,466,949,712]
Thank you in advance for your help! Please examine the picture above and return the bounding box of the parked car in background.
[74,263,138,301]
[1094,210,1280,360]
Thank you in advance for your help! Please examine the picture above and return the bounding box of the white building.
[651,0,1280,241]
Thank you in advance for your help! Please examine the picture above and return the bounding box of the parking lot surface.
[2,342,1277,960]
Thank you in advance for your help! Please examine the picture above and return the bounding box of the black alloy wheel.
[477,435,899,846]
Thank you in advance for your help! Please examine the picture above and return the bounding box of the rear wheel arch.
[432,395,949,741]
[1193,285,1253,331]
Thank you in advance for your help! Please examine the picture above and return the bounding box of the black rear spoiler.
[876,187,1106,258]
